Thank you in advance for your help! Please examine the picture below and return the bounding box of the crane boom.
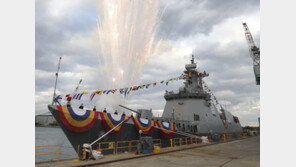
[243,22,260,85]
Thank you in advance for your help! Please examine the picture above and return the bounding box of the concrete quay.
[36,136,259,167]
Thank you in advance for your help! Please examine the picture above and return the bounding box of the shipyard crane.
[242,22,260,85]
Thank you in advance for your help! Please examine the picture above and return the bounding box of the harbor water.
[35,127,77,163]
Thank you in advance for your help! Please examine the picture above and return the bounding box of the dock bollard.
[82,144,91,160]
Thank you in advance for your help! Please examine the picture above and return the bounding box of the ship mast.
[184,55,208,93]
[52,57,62,105]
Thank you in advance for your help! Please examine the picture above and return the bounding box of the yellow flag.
[189,72,192,77]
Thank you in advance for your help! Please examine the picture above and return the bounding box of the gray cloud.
[158,0,259,40]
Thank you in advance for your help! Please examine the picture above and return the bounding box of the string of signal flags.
[57,74,189,102]
[202,80,220,106]
[55,71,219,103]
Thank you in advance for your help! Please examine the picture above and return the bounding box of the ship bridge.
[164,54,210,100]
[161,55,234,135]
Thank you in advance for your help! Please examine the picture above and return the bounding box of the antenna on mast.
[191,54,195,64]
[52,57,62,105]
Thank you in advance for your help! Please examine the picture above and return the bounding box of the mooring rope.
[90,120,125,146]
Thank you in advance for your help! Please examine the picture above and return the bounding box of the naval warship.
[48,55,243,157]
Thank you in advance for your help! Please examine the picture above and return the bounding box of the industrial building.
[35,112,56,126]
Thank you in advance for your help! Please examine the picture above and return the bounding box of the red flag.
[75,93,80,99]
[132,86,137,91]
[67,97,72,101]
[65,94,72,101]
[111,89,117,93]
[90,92,96,101]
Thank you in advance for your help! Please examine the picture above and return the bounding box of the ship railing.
[97,137,200,155]
[181,137,187,145]
[173,138,182,146]
[115,140,139,154]
[98,142,116,155]
[35,145,61,162]
[153,139,162,147]
[172,137,199,147]
[185,137,192,145]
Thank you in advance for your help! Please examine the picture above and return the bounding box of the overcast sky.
[35,0,260,126]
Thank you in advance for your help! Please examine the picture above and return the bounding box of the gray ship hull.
[48,104,242,158]
[48,105,184,158]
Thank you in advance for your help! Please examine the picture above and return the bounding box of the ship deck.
[36,136,259,167]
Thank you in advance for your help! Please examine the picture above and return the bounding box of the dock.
[36,136,259,167]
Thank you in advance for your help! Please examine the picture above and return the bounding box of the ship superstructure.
[160,55,242,135]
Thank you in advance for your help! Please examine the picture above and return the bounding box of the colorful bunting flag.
[90,92,96,101]
[76,93,83,100]
[189,71,193,77]
[111,89,117,93]
[119,89,124,94]
[65,94,72,101]
[145,84,151,88]
[61,74,187,101]
[73,94,78,99]
[124,88,128,96]
[55,95,62,101]
[127,87,132,94]
[83,91,91,94]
